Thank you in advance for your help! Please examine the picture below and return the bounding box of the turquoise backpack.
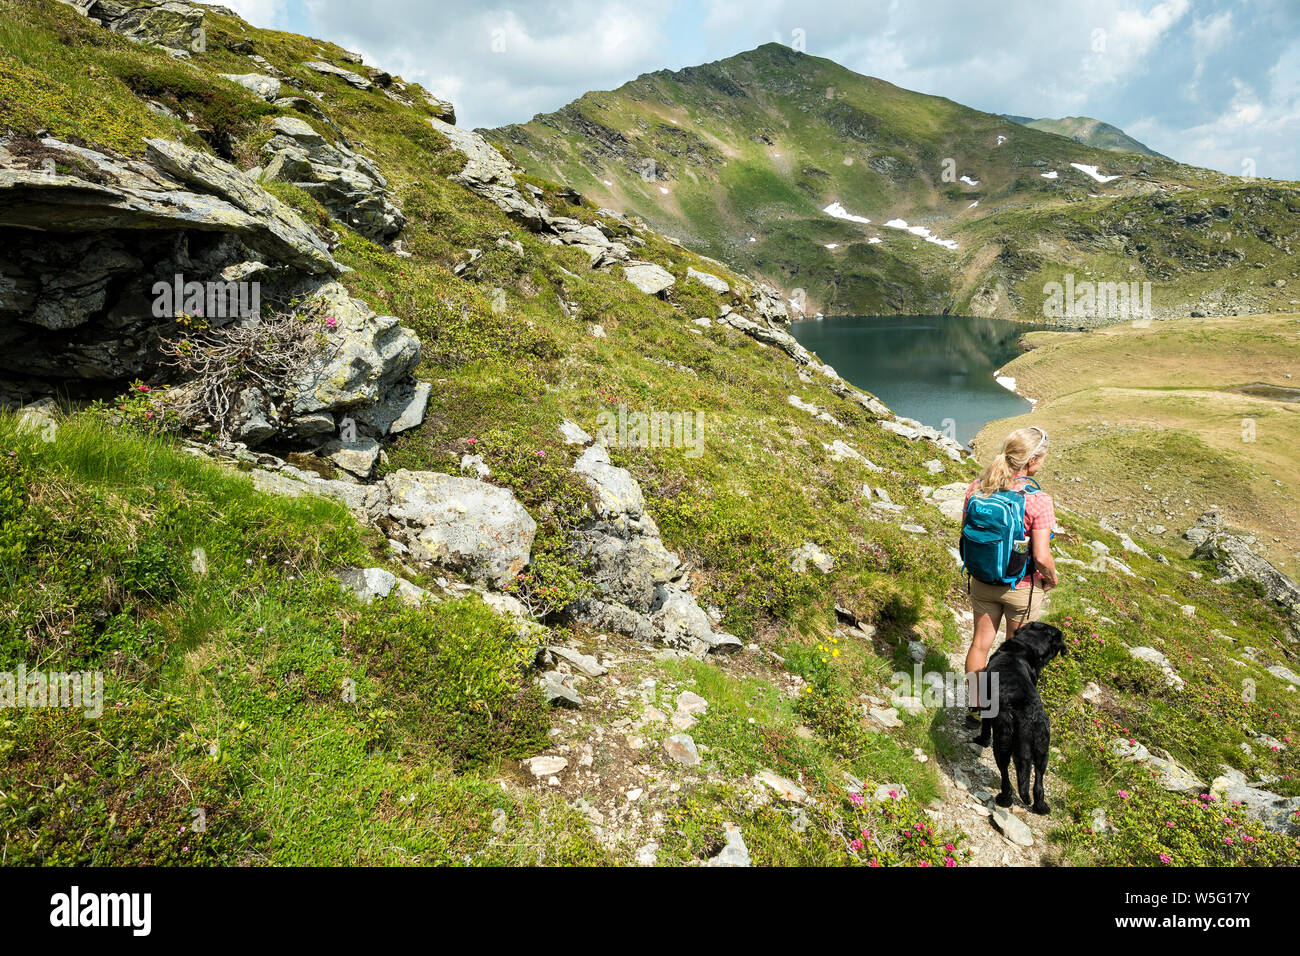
[959,478,1041,586]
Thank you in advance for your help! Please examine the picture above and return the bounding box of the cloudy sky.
[223,0,1300,179]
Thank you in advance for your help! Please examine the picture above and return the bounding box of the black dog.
[971,621,1067,815]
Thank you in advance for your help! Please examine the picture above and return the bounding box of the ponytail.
[978,426,1048,494]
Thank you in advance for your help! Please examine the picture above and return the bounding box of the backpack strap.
[1013,476,1042,495]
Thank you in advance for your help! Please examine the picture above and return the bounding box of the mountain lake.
[789,314,1051,446]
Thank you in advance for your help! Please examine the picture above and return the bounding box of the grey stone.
[1210,776,1300,835]
[705,823,751,866]
[336,567,396,603]
[559,418,592,445]
[1191,514,1300,636]
[623,262,675,295]
[220,73,281,101]
[232,387,277,445]
[756,770,810,804]
[538,671,582,708]
[686,266,729,294]
[675,691,709,715]
[523,755,567,777]
[991,807,1034,846]
[573,444,645,520]
[548,645,607,678]
[262,115,404,242]
[872,783,908,801]
[1268,664,1300,686]
[664,733,701,766]
[352,380,431,436]
[790,542,835,573]
[59,0,203,51]
[319,438,381,478]
[429,117,549,229]
[302,60,372,90]
[383,470,536,588]
[288,280,420,415]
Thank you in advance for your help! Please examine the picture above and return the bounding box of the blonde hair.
[978,426,1048,494]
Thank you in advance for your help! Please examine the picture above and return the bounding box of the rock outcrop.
[429,118,549,229]
[1187,511,1300,637]
[0,135,344,382]
[566,435,740,655]
[261,116,405,243]
[302,60,372,91]
[59,0,204,53]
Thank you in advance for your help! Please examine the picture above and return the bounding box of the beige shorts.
[969,577,1046,630]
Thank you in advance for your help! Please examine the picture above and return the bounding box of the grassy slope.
[1,1,1298,866]
[973,314,1300,575]
[489,43,1300,321]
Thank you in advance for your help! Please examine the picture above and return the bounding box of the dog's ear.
[1018,622,1065,662]
[1044,623,1067,658]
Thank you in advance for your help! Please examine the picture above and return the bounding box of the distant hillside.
[490,44,1298,320]
[1004,114,1166,159]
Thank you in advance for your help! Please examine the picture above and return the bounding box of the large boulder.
[573,527,679,612]
[686,266,729,294]
[623,262,675,296]
[572,444,645,523]
[567,443,739,654]
[649,584,741,653]
[220,73,281,101]
[718,312,813,365]
[0,137,338,276]
[383,470,537,588]
[0,137,349,384]
[286,280,421,416]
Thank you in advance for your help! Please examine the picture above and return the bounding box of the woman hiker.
[961,425,1058,720]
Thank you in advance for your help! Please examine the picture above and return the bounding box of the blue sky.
[225,0,1300,180]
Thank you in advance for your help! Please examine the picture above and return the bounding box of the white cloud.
[299,0,672,128]
[218,0,288,29]
[1080,0,1190,89]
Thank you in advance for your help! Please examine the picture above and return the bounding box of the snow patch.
[960,175,980,186]
[1040,170,1058,180]
[996,135,1008,146]
[883,218,959,251]
[825,243,839,249]
[968,201,979,209]
[602,179,613,186]
[823,201,871,225]
[659,186,669,194]
[1070,162,1121,184]
[995,373,1038,406]
[868,237,882,244]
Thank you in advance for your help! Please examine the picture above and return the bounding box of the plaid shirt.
[964,477,1055,589]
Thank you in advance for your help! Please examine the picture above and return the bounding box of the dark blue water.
[789,315,1046,445]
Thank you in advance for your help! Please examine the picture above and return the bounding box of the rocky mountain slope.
[1002,115,1166,159]
[490,43,1299,321]
[1,0,1298,866]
